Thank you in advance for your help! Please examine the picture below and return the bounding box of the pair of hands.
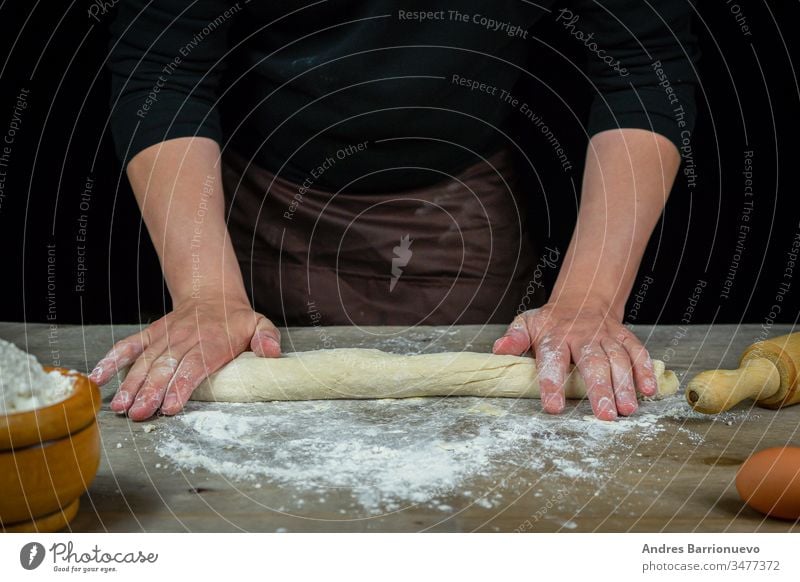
[90,297,657,422]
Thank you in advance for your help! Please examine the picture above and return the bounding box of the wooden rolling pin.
[687,332,800,414]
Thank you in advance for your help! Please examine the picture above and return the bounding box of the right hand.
[89,297,281,421]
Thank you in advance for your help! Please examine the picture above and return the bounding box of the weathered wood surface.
[1,322,798,532]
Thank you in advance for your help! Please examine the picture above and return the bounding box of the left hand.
[492,298,658,420]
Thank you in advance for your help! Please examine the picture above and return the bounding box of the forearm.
[126,137,247,305]
[550,128,680,318]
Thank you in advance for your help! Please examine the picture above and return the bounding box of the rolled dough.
[190,349,678,402]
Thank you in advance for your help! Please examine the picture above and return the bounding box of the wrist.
[171,279,250,309]
[548,287,625,321]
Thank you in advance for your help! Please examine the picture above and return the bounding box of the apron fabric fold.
[221,148,542,326]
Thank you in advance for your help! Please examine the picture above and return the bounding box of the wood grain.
[1,322,797,532]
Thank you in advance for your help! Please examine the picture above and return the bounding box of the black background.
[0,1,797,328]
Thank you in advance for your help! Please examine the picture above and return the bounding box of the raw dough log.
[190,348,679,402]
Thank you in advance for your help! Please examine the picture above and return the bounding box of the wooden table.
[2,322,798,532]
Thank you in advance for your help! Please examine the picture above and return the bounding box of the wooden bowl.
[0,368,101,532]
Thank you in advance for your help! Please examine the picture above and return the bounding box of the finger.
[89,332,150,385]
[492,312,534,356]
[534,335,570,414]
[573,343,617,421]
[251,314,282,358]
[161,341,232,416]
[601,338,637,416]
[127,353,181,421]
[619,332,657,397]
[109,341,166,413]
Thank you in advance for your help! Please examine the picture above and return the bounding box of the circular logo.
[19,542,46,570]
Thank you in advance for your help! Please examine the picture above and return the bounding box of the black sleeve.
[566,0,700,150]
[107,0,236,168]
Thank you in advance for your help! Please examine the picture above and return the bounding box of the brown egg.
[736,446,800,520]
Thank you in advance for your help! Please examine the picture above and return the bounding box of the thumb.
[492,312,534,356]
[250,315,282,357]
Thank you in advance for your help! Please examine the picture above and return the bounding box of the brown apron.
[221,148,542,326]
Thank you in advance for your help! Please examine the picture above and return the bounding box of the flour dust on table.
[153,396,753,516]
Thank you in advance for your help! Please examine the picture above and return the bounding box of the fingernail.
[618,395,638,414]
[129,401,145,415]
[256,333,278,347]
[112,392,132,406]
[89,365,103,380]
[163,394,177,409]
[598,397,617,419]
[543,395,563,412]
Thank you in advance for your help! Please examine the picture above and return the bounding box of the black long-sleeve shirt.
[108,1,699,192]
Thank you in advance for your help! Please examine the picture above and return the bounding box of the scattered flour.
[353,328,460,354]
[152,394,753,515]
[0,339,75,414]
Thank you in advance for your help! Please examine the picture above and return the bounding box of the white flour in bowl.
[0,339,75,414]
